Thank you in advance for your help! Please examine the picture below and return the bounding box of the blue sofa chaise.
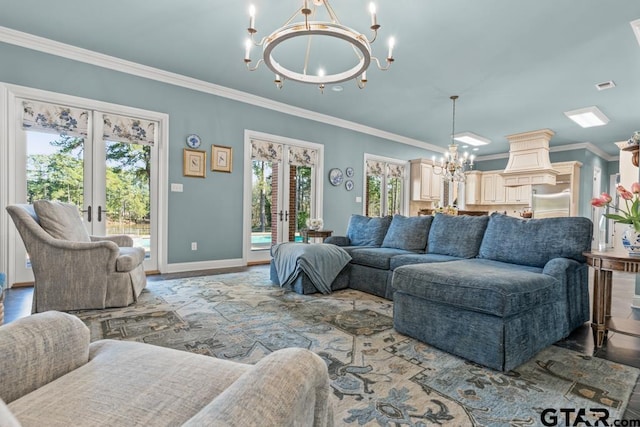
[274,212,592,371]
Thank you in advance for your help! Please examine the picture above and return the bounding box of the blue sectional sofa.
[273,212,593,371]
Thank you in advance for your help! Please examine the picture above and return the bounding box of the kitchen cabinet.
[481,173,505,204]
[465,171,482,205]
[505,184,531,204]
[410,159,442,202]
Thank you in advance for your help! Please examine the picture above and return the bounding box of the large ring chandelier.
[244,0,395,92]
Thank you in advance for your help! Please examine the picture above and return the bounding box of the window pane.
[366,175,382,217]
[387,176,403,215]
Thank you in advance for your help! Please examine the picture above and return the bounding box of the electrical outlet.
[191,242,197,251]
[171,183,183,192]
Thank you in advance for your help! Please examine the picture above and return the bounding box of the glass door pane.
[251,160,278,251]
[291,165,312,242]
[104,140,152,261]
[15,131,88,283]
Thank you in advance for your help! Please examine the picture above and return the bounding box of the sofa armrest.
[91,234,133,247]
[183,348,334,427]
[542,257,582,279]
[0,312,90,403]
[324,235,350,246]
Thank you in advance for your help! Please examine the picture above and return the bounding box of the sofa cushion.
[346,214,392,247]
[116,247,146,272]
[8,340,252,426]
[427,214,489,258]
[478,213,593,268]
[382,215,432,252]
[33,200,91,242]
[392,259,555,317]
[349,247,415,270]
[390,253,461,270]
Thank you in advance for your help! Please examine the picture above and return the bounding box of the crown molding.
[0,25,442,153]
[475,142,618,163]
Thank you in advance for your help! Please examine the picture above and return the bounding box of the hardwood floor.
[4,266,640,421]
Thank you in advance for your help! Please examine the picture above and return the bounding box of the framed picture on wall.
[183,148,206,178]
[211,145,233,173]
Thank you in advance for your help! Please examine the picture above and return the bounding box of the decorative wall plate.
[345,167,354,177]
[186,134,201,149]
[345,180,354,191]
[329,168,343,186]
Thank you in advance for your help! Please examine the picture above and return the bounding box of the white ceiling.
[1,0,638,158]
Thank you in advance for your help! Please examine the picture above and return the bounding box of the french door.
[245,134,323,263]
[11,98,159,285]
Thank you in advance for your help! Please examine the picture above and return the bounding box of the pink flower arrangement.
[591,183,640,232]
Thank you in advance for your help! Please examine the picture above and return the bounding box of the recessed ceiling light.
[564,106,610,128]
[331,85,344,92]
[453,132,490,146]
[472,147,480,151]
[595,80,615,91]
[631,19,640,47]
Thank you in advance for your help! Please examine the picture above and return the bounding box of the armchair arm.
[0,312,90,403]
[183,348,334,427]
[324,235,350,246]
[91,234,133,247]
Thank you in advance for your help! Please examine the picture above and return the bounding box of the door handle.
[279,210,283,221]
[81,206,92,222]
[285,211,289,221]
[97,206,110,222]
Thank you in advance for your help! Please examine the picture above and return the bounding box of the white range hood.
[501,129,559,186]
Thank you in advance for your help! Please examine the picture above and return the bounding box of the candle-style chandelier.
[244,0,396,92]
[433,96,475,182]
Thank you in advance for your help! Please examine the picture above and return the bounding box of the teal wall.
[0,42,442,264]
[474,149,613,218]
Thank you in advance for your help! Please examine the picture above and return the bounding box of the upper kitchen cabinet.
[410,159,442,202]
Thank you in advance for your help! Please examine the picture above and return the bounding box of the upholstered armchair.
[6,201,147,313]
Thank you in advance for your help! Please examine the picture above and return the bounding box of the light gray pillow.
[33,200,91,242]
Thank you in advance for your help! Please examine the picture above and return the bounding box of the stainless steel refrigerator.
[531,184,571,218]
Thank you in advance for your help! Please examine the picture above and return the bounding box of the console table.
[583,250,640,348]
[301,229,333,243]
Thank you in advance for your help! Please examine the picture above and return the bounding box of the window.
[364,155,408,217]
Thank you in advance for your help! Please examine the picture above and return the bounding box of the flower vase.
[621,225,640,255]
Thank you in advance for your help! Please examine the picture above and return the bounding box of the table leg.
[591,269,612,348]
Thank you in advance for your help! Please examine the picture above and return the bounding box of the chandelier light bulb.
[244,39,252,61]
[248,5,256,31]
[369,3,378,29]
[387,37,395,59]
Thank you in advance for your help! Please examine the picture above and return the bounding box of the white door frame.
[0,82,169,286]
[242,129,324,264]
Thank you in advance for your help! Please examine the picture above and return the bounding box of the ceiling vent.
[501,129,559,186]
[595,80,616,91]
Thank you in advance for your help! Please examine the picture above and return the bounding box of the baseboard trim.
[165,258,245,274]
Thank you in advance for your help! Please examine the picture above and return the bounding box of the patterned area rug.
[74,268,639,426]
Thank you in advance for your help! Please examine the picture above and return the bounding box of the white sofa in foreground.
[0,311,333,427]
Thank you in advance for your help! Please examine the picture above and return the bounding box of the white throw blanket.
[271,243,352,294]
